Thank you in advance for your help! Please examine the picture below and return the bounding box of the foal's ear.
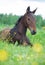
[26,6,30,13]
[32,8,37,14]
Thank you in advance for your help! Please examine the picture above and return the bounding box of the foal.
[8,6,37,46]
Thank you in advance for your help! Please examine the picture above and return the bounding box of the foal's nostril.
[31,31,36,35]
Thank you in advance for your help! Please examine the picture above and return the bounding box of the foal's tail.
[0,28,11,40]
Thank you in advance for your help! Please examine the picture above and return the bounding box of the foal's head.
[23,6,37,35]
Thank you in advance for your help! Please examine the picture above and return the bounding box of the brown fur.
[0,28,11,40]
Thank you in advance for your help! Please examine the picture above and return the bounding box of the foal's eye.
[28,18,30,21]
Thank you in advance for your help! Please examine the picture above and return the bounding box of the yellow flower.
[0,50,8,61]
[42,27,45,30]
[31,61,38,65]
[33,43,43,53]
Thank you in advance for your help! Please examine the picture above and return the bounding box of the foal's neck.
[17,20,27,35]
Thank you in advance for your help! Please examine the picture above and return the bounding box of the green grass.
[0,24,14,30]
[0,26,45,65]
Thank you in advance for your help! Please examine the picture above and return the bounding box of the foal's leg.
[9,39,16,44]
[17,40,23,46]
[17,36,33,47]
[23,36,33,47]
[12,38,16,44]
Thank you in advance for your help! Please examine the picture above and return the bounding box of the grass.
[0,25,45,65]
[0,24,14,30]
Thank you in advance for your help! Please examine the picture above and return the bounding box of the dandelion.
[33,43,43,53]
[31,61,38,65]
[0,49,8,61]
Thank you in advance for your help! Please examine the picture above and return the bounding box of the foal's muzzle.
[31,30,36,35]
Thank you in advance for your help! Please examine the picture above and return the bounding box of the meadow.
[0,14,45,65]
[0,24,45,65]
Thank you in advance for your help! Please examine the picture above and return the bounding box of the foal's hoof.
[30,44,33,47]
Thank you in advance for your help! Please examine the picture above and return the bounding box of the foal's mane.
[15,16,23,26]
